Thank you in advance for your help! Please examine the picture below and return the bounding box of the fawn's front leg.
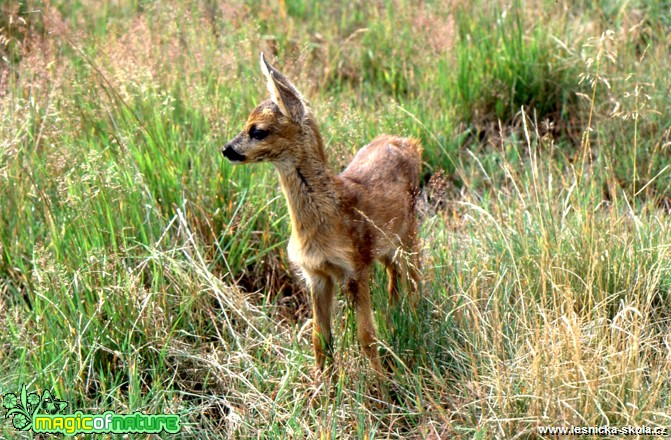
[308,273,335,372]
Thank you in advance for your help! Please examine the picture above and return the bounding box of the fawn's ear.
[260,53,306,123]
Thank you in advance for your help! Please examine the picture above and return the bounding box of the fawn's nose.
[222,144,246,163]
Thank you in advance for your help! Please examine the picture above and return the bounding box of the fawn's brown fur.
[222,54,422,376]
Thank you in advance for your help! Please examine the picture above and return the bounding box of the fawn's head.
[222,54,323,166]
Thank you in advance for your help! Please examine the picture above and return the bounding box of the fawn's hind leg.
[346,269,384,376]
[382,247,421,308]
[307,273,335,372]
[404,217,422,306]
[406,249,421,306]
[381,255,400,306]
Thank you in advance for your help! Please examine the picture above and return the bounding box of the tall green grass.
[1,0,670,438]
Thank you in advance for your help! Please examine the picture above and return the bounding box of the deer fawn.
[222,54,422,376]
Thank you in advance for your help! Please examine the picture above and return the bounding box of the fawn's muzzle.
[222,144,246,163]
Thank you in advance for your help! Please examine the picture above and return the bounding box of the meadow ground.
[1,0,671,438]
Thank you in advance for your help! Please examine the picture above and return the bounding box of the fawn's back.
[334,134,421,270]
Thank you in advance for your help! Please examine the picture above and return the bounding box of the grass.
[1,0,671,438]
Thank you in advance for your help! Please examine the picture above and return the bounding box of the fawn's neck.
[274,128,339,236]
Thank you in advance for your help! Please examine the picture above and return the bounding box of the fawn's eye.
[249,126,270,141]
